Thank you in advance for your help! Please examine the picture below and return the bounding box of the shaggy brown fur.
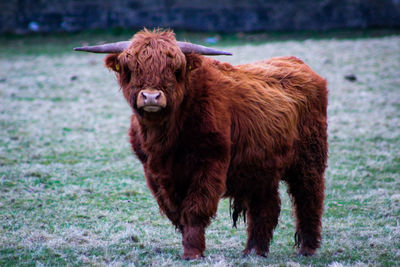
[104,29,328,259]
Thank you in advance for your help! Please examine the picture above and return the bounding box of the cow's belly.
[223,143,294,199]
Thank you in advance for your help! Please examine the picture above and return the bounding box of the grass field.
[0,31,399,266]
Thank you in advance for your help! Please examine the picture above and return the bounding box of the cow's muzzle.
[137,89,167,112]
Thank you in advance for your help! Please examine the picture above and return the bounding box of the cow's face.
[105,31,187,122]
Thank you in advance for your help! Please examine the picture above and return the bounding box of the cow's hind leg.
[286,165,325,256]
[286,117,327,256]
[243,179,281,257]
[285,114,327,256]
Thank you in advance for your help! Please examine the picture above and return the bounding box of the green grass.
[1,31,399,266]
[1,28,399,56]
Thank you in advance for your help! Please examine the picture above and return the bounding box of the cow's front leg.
[144,170,183,230]
[179,161,227,260]
[181,225,205,260]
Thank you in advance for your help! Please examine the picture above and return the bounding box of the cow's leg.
[181,225,205,260]
[145,171,182,230]
[286,167,325,256]
[179,161,227,260]
[243,180,281,257]
[285,120,327,256]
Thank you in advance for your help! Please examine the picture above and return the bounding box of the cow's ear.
[185,54,202,73]
[105,54,121,73]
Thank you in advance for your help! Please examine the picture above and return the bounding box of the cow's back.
[218,57,322,166]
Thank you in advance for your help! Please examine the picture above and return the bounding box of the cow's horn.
[177,41,232,56]
[74,41,131,53]
[74,40,232,56]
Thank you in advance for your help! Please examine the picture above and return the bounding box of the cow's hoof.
[298,246,316,256]
[181,252,202,260]
[242,248,267,258]
[242,248,251,257]
[255,251,267,257]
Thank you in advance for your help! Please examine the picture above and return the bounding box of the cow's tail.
[229,197,246,228]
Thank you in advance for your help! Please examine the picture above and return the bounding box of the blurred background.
[2,0,400,55]
[1,0,400,34]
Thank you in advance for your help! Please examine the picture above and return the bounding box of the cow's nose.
[136,89,167,112]
[141,91,161,104]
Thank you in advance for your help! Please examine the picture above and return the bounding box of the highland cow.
[74,29,328,259]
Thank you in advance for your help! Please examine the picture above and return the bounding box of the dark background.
[1,0,400,34]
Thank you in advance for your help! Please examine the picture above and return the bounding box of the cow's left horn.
[177,42,232,56]
[74,41,131,53]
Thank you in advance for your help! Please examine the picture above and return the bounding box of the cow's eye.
[119,65,132,85]
[174,69,182,82]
